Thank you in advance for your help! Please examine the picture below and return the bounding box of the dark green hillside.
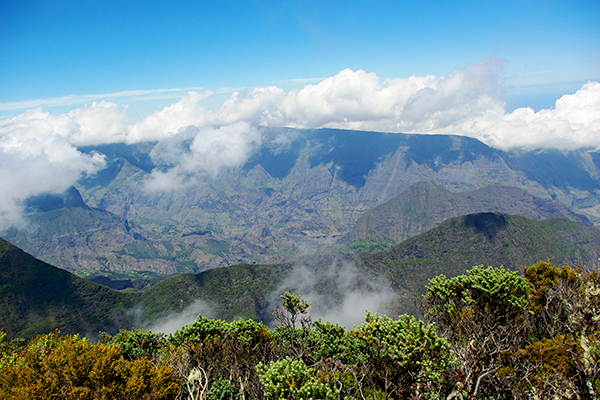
[0,238,134,339]
[361,212,600,314]
[137,262,294,323]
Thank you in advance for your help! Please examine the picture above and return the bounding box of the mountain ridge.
[349,181,592,246]
[3,210,600,338]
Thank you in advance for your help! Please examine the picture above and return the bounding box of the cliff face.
[5,128,600,278]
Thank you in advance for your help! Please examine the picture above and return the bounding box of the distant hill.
[361,212,600,314]
[348,181,592,248]
[0,238,134,339]
[3,187,169,284]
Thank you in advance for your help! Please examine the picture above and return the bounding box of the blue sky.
[1,0,598,115]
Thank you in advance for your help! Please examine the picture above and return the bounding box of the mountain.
[0,238,134,339]
[4,211,600,338]
[348,181,592,248]
[361,212,600,314]
[3,188,169,285]
[8,128,600,278]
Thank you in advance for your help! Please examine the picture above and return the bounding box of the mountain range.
[4,128,600,284]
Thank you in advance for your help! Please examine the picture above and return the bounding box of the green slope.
[0,238,135,339]
[361,212,600,314]
[136,261,293,323]
[4,212,600,338]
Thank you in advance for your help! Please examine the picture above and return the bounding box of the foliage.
[271,292,314,360]
[166,315,278,400]
[100,328,167,361]
[348,312,452,399]
[0,331,180,400]
[424,265,531,398]
[5,262,600,398]
[499,335,581,398]
[525,261,600,338]
[257,357,337,400]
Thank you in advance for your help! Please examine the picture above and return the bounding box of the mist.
[267,248,399,329]
[144,299,215,335]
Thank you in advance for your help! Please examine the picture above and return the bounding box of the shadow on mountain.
[463,213,508,242]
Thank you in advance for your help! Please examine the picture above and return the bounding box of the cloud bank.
[3,58,599,153]
[1,58,599,230]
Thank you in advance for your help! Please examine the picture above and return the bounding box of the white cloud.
[143,121,261,191]
[211,86,285,125]
[260,58,505,133]
[269,252,398,328]
[4,59,598,153]
[437,81,600,150]
[1,59,599,227]
[127,91,214,143]
[67,101,128,146]
[0,110,106,230]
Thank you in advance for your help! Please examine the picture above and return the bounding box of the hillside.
[6,210,600,338]
[7,128,600,279]
[349,181,592,248]
[136,261,294,325]
[361,212,600,314]
[0,238,134,339]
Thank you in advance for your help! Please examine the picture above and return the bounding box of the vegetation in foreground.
[1,261,600,399]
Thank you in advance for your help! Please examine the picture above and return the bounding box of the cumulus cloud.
[442,81,600,150]
[67,101,128,146]
[257,59,599,150]
[143,121,262,191]
[127,91,213,143]
[260,58,506,134]
[3,59,598,153]
[0,109,106,230]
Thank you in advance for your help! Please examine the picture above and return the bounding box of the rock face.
[5,127,600,278]
[349,181,593,244]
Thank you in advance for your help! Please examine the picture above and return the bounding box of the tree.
[423,265,530,398]
[272,292,313,360]
[167,315,278,400]
[256,357,337,400]
[525,261,600,338]
[349,312,452,399]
